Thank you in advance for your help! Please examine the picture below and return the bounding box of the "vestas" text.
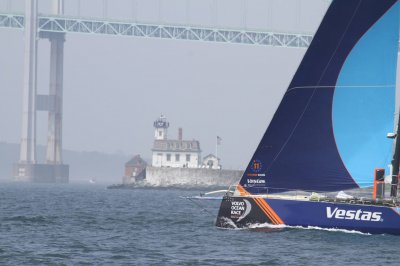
[326,207,382,222]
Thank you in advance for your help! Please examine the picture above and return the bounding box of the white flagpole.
[215,136,218,159]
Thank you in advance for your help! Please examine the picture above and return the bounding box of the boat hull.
[216,196,400,235]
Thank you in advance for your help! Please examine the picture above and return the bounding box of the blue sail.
[240,0,400,193]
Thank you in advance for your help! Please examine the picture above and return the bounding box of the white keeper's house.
[151,115,202,168]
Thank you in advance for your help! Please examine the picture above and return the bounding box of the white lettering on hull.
[326,207,382,222]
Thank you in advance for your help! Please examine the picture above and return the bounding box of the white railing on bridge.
[0,13,313,48]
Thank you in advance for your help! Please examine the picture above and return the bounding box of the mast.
[390,110,400,197]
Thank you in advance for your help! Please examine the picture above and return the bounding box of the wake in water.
[218,217,371,235]
[249,223,371,235]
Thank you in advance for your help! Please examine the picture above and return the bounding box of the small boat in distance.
[216,0,400,235]
[89,178,96,184]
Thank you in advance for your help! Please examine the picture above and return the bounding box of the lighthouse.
[151,115,201,168]
[153,114,169,140]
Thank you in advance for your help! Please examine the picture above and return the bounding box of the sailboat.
[216,0,400,235]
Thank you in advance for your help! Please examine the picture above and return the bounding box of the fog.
[0,0,330,170]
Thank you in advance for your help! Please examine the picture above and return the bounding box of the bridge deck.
[0,13,313,48]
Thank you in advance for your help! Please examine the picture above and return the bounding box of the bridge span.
[0,13,313,48]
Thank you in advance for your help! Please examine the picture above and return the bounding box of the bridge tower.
[14,0,69,183]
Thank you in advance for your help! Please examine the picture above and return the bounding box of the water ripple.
[0,183,400,265]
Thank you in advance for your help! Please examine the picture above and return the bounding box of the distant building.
[151,115,202,168]
[202,154,221,169]
[123,155,147,184]
[117,115,240,187]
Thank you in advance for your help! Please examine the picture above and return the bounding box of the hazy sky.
[0,0,331,169]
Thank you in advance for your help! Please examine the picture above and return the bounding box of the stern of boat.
[216,195,274,228]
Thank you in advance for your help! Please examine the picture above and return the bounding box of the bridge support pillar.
[45,32,65,166]
[15,0,38,182]
[14,0,69,183]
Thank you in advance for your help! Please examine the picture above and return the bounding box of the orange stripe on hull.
[260,199,284,225]
[253,198,278,224]
[254,198,283,225]
[237,185,250,196]
[236,185,283,225]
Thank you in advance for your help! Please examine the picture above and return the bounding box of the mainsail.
[240,0,400,193]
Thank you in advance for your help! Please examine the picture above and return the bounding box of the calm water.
[1,183,400,265]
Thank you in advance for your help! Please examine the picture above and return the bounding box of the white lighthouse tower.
[153,115,169,140]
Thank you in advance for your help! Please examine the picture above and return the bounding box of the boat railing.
[231,185,399,207]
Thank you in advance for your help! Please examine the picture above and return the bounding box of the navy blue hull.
[216,196,400,235]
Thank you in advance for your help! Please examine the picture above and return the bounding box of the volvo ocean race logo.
[231,199,252,222]
[247,159,266,179]
[326,207,382,222]
[250,159,263,173]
